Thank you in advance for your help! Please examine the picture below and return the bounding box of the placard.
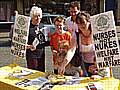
[11,15,30,59]
[90,11,120,69]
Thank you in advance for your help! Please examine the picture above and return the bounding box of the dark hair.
[76,11,90,24]
[70,1,80,10]
[54,16,64,24]
[76,11,91,33]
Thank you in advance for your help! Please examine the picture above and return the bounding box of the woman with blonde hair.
[26,6,49,72]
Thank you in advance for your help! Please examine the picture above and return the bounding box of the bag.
[70,48,81,67]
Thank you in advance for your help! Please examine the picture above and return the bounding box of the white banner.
[90,11,120,69]
[11,15,30,59]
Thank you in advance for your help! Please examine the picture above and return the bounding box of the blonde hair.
[30,6,42,18]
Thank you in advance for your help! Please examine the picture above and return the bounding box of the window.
[0,1,14,22]
[41,17,51,24]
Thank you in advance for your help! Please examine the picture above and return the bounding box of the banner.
[90,11,120,69]
[11,15,30,59]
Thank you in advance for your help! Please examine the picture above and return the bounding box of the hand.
[52,50,58,57]
[30,45,36,51]
[26,44,36,51]
[68,29,74,34]
[88,65,98,74]
[58,66,65,75]
[26,44,32,49]
[53,50,57,53]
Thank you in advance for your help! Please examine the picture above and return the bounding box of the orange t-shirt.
[50,31,72,51]
[50,31,72,68]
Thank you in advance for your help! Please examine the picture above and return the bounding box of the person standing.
[10,10,18,22]
[65,1,85,76]
[50,16,82,76]
[26,6,49,72]
[9,10,18,40]
[65,1,80,36]
[76,11,96,76]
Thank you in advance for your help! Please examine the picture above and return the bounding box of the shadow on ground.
[0,40,11,47]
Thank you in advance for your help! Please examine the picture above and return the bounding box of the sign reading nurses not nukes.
[11,15,30,59]
[90,11,120,69]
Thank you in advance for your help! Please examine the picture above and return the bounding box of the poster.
[11,15,30,59]
[90,11,120,69]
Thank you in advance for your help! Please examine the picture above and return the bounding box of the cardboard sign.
[11,15,30,59]
[90,11,120,69]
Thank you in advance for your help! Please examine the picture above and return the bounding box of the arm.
[62,46,76,67]
[58,34,77,75]
[63,32,77,64]
[58,45,76,75]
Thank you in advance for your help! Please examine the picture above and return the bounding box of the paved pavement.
[0,32,53,71]
[0,32,27,67]
[0,26,120,79]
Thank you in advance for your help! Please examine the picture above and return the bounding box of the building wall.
[117,1,120,24]
[0,0,14,21]
[81,0,99,15]
[17,0,23,14]
[0,0,120,24]
[99,0,105,13]
[99,0,119,25]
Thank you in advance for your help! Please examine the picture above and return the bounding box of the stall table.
[52,77,120,90]
[0,64,45,90]
[0,64,119,90]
